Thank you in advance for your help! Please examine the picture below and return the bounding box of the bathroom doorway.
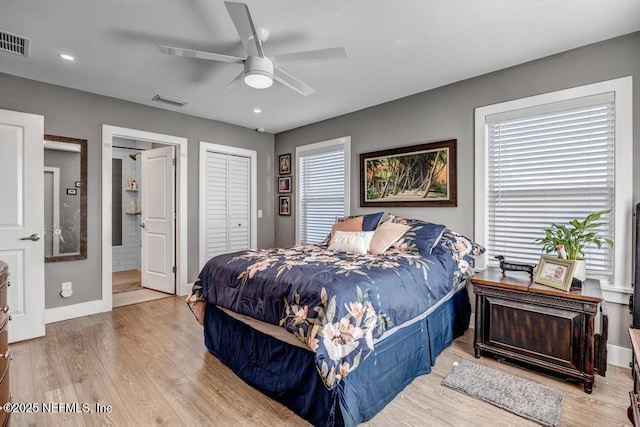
[102,125,188,313]
[111,137,176,307]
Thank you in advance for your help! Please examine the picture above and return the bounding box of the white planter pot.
[573,259,587,282]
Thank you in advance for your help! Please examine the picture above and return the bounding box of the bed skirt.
[203,287,471,426]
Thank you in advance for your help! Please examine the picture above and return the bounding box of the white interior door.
[202,152,251,261]
[0,108,45,343]
[141,146,175,294]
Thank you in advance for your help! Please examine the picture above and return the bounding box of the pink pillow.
[369,221,411,254]
[330,216,363,237]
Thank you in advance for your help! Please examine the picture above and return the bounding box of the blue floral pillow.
[433,228,485,284]
[385,215,446,254]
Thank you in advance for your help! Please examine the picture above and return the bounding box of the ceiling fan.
[159,1,347,96]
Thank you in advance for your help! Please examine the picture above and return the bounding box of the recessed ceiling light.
[253,108,262,114]
[58,53,75,61]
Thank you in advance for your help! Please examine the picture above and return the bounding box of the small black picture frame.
[279,153,291,175]
[279,196,291,216]
[278,176,292,194]
[67,188,78,195]
[75,181,82,188]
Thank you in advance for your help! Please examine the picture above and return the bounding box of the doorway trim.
[199,141,257,268]
[103,125,188,304]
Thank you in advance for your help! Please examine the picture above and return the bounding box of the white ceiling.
[1,1,639,133]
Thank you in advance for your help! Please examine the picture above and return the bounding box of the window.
[475,77,632,291]
[295,137,351,245]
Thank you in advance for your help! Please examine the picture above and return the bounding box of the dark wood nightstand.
[470,268,608,393]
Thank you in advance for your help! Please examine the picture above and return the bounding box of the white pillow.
[328,230,375,255]
[369,221,411,254]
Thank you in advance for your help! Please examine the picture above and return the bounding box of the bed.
[189,217,483,426]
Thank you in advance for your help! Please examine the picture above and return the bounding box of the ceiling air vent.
[0,30,30,57]
[151,94,188,107]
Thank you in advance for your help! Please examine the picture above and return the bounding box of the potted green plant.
[534,209,614,282]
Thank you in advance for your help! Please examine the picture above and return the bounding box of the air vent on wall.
[152,94,188,107]
[0,30,30,57]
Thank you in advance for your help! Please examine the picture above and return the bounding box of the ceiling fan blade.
[224,1,264,58]
[224,71,245,92]
[272,47,347,65]
[159,45,244,64]
[273,67,315,96]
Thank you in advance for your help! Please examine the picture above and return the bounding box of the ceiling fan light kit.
[244,56,273,89]
[158,1,346,96]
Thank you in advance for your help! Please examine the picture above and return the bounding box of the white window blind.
[486,93,615,281]
[299,147,345,244]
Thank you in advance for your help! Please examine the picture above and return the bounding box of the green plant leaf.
[533,209,613,259]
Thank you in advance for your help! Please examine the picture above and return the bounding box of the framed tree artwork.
[360,139,457,207]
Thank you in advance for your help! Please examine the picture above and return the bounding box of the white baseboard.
[45,283,192,324]
[607,344,632,368]
[45,299,111,324]
[467,312,632,368]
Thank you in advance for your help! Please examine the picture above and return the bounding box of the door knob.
[19,233,40,241]
[140,223,146,228]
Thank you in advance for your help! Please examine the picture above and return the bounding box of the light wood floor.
[11,296,633,426]
[112,288,173,308]
[112,269,142,294]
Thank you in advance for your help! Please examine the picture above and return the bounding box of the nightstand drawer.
[484,296,581,369]
[0,320,7,357]
[0,283,6,315]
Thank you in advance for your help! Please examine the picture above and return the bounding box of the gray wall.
[0,72,275,309]
[274,33,640,350]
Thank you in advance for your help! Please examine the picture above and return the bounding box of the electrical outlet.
[60,281,73,298]
[258,209,263,219]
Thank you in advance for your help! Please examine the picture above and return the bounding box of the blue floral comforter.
[192,245,459,389]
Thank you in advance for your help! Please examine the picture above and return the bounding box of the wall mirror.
[44,134,87,262]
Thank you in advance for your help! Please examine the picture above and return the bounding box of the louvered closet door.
[205,153,229,258]
[204,152,250,259]
[228,155,250,252]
